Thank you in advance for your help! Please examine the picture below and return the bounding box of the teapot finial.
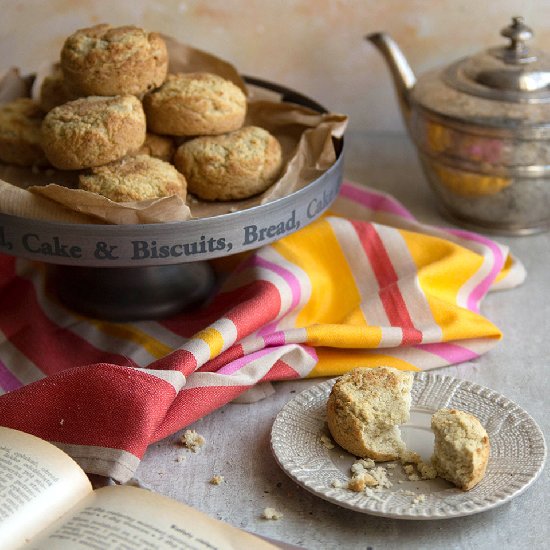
[366,32,417,131]
[501,17,534,59]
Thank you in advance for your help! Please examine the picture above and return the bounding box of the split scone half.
[431,408,490,491]
[326,367,414,461]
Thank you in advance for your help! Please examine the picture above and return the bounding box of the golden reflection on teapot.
[431,163,511,198]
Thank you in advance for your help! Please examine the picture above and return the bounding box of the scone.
[39,64,76,112]
[431,409,490,491]
[326,367,414,461]
[0,98,47,166]
[60,24,168,96]
[143,72,247,136]
[135,132,175,162]
[79,154,187,202]
[41,95,146,170]
[173,126,282,200]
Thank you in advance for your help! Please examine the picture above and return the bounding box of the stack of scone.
[0,24,284,204]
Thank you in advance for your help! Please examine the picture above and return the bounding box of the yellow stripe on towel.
[195,327,224,359]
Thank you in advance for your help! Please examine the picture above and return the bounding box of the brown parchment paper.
[0,37,347,225]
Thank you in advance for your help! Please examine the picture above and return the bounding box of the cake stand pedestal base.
[46,262,215,321]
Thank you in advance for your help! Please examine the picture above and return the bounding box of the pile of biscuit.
[0,24,283,203]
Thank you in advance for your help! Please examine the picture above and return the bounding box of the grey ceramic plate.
[271,373,546,519]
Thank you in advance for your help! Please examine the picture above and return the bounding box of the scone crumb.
[369,466,393,489]
[262,507,283,520]
[351,458,376,471]
[347,472,378,492]
[175,455,187,462]
[320,433,335,450]
[331,479,345,488]
[347,459,393,492]
[209,475,224,485]
[403,464,421,481]
[179,429,205,452]
[413,494,426,504]
[401,451,437,480]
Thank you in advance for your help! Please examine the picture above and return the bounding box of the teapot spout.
[366,32,416,128]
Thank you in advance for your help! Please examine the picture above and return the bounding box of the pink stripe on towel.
[416,342,479,364]
[448,228,506,313]
[340,182,416,220]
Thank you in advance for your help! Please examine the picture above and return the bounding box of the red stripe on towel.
[352,221,423,345]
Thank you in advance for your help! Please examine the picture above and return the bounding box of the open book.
[0,427,278,550]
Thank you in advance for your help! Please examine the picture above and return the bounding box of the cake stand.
[0,79,344,320]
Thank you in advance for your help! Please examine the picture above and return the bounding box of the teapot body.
[408,72,550,234]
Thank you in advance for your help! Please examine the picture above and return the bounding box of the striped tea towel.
[0,181,525,481]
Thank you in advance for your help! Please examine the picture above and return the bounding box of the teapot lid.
[444,17,550,103]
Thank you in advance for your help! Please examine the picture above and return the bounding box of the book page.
[28,485,277,550]
[0,427,92,550]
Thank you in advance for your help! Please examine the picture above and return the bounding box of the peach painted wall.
[1,0,549,133]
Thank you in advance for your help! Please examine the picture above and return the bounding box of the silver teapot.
[368,17,550,235]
